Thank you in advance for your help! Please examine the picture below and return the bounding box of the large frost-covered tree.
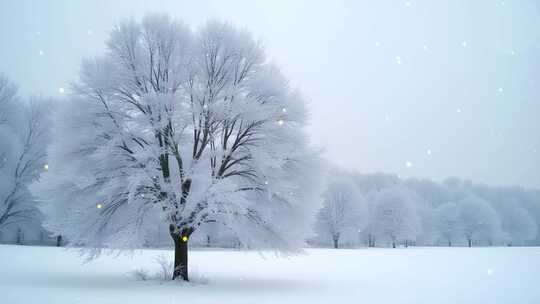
[371,187,420,248]
[0,76,49,232]
[458,196,501,247]
[32,15,320,281]
[314,173,368,248]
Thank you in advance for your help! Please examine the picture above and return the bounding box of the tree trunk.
[173,236,188,281]
[468,239,472,247]
[56,235,62,247]
[16,228,23,245]
[392,240,396,248]
[448,240,452,247]
[405,240,408,248]
[170,225,193,281]
[333,237,339,249]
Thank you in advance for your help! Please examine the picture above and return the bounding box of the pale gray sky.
[1,0,539,188]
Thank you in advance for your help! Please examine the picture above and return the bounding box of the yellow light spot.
[96,203,103,209]
[43,164,49,171]
[181,236,188,242]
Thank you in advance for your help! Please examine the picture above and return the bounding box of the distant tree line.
[313,171,539,248]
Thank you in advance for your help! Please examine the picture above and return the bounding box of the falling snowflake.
[462,41,468,48]
[406,161,413,168]
[39,50,44,56]
[58,88,65,94]
[395,56,402,65]
[427,149,432,155]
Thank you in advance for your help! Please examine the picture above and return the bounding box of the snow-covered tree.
[32,15,321,281]
[434,202,461,246]
[458,196,501,247]
[502,207,537,246]
[371,187,420,248]
[0,76,49,232]
[315,173,368,248]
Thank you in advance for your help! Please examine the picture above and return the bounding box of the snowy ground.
[0,245,539,304]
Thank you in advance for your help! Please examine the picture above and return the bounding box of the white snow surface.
[1,245,539,303]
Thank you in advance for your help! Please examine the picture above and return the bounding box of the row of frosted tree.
[313,171,540,248]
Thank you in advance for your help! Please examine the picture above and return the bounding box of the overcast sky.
[1,0,539,188]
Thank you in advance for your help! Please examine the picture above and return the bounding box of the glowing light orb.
[43,164,49,171]
[58,88,65,94]
[96,203,103,209]
[406,161,413,168]
[282,108,287,113]
[277,119,284,126]
[181,236,188,242]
